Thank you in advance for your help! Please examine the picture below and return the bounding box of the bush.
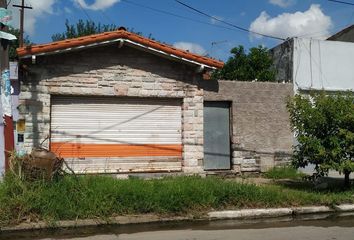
[287,92,354,187]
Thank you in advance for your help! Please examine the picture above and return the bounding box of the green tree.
[287,92,354,187]
[7,27,31,61]
[213,45,276,82]
[51,19,153,42]
[51,19,118,41]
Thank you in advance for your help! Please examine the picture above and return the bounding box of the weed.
[0,174,353,227]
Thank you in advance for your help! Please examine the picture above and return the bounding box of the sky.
[6,0,354,61]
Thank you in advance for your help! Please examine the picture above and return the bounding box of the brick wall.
[202,80,293,172]
[19,44,204,173]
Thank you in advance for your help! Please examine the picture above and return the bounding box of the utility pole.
[0,0,14,172]
[13,0,32,47]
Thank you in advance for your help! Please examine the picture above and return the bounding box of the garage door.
[50,96,182,173]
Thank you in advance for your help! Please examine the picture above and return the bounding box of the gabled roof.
[17,28,224,69]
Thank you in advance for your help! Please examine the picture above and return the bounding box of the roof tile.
[17,29,224,69]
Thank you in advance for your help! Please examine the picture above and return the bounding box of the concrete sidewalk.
[299,165,353,179]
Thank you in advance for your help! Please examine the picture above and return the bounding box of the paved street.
[60,226,353,240]
[9,217,353,240]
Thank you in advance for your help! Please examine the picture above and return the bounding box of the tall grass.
[0,174,353,226]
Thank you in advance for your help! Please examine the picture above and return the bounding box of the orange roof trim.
[17,29,224,69]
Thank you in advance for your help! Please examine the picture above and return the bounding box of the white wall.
[293,38,354,92]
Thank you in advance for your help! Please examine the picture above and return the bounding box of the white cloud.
[173,42,206,55]
[249,4,332,40]
[73,0,120,11]
[269,0,296,8]
[8,0,119,38]
[9,0,57,37]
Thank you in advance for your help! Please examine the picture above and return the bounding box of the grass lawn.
[0,174,353,227]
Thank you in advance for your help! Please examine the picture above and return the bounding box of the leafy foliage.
[51,19,156,42]
[287,92,354,186]
[7,27,31,60]
[51,19,118,41]
[212,45,276,81]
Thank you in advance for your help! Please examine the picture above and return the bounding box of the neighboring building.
[271,32,354,176]
[327,24,354,43]
[16,28,293,175]
[271,37,354,93]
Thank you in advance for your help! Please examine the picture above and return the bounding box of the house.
[270,37,354,93]
[15,28,293,175]
[270,30,354,176]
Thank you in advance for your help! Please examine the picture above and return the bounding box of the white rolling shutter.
[50,96,182,173]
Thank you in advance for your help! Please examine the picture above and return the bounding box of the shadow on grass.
[273,177,354,194]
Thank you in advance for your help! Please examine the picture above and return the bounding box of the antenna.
[210,40,228,57]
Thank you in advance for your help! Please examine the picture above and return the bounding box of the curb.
[208,208,292,219]
[292,206,333,215]
[333,204,354,212]
[1,215,193,232]
[208,205,352,220]
[1,204,354,233]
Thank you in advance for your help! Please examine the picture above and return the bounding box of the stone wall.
[202,80,293,172]
[19,44,204,173]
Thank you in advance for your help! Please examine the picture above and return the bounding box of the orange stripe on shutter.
[50,143,183,158]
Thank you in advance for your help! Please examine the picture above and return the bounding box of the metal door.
[204,102,231,170]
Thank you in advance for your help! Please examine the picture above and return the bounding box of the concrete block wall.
[19,45,204,173]
[203,80,293,172]
[269,39,294,83]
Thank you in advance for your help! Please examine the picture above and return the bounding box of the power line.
[76,0,93,22]
[328,0,354,6]
[174,0,285,41]
[99,9,115,25]
[210,40,228,57]
[328,0,354,26]
[120,0,236,32]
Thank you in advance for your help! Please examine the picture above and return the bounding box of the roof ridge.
[17,28,224,69]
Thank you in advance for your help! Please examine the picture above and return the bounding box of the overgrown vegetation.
[0,175,353,227]
[7,27,31,60]
[51,19,154,41]
[51,19,118,41]
[287,92,354,187]
[264,166,306,180]
[212,45,276,82]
